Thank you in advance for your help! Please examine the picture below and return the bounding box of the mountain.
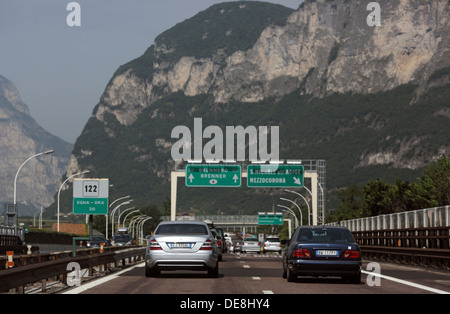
[54,0,450,216]
[0,75,73,216]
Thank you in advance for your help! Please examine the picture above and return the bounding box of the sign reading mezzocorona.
[247,165,304,188]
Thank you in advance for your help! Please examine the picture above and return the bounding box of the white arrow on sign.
[189,174,195,183]
[233,174,239,183]
[293,177,302,185]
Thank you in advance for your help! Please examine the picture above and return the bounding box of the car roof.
[297,226,350,230]
[157,220,208,226]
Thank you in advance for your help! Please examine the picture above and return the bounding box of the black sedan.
[282,226,361,283]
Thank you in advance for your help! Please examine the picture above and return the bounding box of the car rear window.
[155,224,208,235]
[297,228,354,243]
[243,237,258,242]
[265,237,280,242]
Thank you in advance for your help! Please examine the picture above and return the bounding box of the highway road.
[63,252,450,296]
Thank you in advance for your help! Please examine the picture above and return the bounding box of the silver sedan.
[145,221,220,278]
[241,237,261,253]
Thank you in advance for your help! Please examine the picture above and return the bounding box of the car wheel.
[145,264,160,277]
[208,262,219,278]
[286,266,297,282]
[282,265,287,279]
[345,272,361,284]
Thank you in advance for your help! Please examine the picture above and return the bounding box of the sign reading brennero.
[186,164,242,187]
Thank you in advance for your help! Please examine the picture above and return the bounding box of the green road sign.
[258,213,284,225]
[73,178,109,215]
[186,164,241,187]
[247,164,304,188]
[73,198,109,215]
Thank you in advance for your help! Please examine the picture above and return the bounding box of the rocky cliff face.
[92,0,450,130]
[0,75,73,216]
[62,0,450,212]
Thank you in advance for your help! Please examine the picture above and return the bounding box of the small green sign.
[186,164,241,187]
[73,198,108,215]
[258,214,284,225]
[247,165,304,188]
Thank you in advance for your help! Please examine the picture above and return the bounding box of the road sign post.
[185,164,241,187]
[247,164,304,188]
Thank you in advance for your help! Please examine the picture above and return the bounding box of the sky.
[0,0,302,144]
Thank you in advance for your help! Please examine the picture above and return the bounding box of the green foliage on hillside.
[154,1,294,62]
[112,1,294,81]
[328,155,450,222]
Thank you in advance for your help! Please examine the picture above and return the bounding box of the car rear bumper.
[242,246,261,252]
[289,259,361,276]
[146,251,218,270]
[263,246,281,252]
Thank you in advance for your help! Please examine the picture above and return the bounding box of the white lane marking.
[361,270,450,294]
[243,265,250,268]
[63,262,144,294]
[262,290,274,294]
[252,276,261,280]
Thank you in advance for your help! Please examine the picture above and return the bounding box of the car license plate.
[316,250,338,256]
[169,243,193,249]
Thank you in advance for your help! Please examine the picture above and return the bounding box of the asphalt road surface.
[63,252,450,296]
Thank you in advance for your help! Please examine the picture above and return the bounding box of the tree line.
[328,155,450,222]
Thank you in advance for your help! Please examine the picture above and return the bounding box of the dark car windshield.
[113,234,131,242]
[91,236,106,242]
[296,228,355,244]
[155,224,208,235]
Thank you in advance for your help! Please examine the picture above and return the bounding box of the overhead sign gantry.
[170,161,321,225]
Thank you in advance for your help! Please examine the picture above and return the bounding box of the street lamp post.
[280,197,303,226]
[57,170,90,232]
[13,150,54,205]
[284,189,311,225]
[138,217,152,245]
[106,196,131,240]
[129,215,145,239]
[277,204,298,228]
[122,209,140,227]
[117,207,136,227]
[12,150,53,235]
[110,200,133,238]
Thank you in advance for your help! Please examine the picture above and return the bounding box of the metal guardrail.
[0,246,146,293]
[328,206,450,231]
[360,246,450,269]
[0,226,24,241]
[353,226,450,269]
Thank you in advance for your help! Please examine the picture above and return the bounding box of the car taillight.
[293,248,311,258]
[200,239,213,250]
[149,239,162,250]
[343,250,360,258]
